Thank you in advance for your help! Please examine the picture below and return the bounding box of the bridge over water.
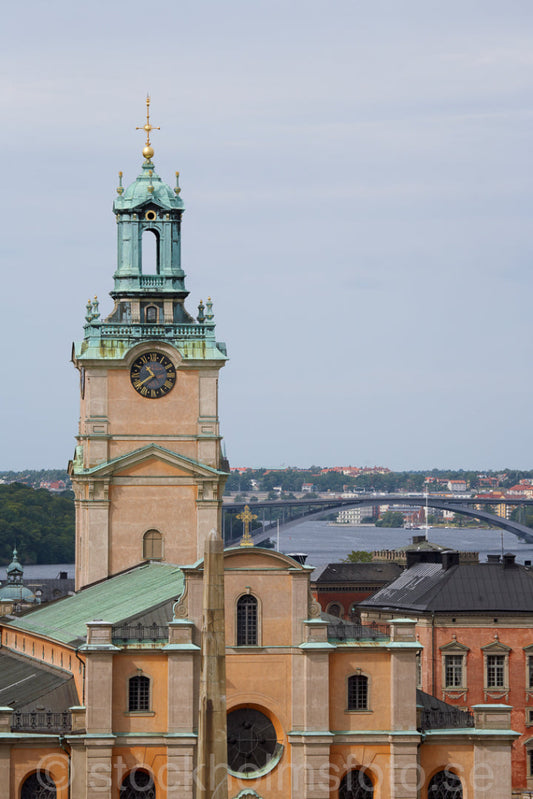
[222,494,533,545]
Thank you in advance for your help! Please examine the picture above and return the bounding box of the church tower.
[70,99,229,590]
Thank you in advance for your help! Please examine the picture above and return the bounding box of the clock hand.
[146,366,156,378]
[138,373,155,386]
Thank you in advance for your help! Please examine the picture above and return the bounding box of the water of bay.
[277,522,533,578]
[4,524,533,582]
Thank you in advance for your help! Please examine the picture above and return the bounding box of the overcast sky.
[1,1,532,471]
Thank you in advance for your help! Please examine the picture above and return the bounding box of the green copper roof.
[114,161,184,212]
[5,562,184,646]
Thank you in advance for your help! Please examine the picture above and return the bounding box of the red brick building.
[360,551,533,795]
[313,561,404,619]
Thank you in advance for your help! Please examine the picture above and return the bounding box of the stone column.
[290,621,335,798]
[165,620,200,799]
[388,619,421,799]
[195,530,227,799]
[472,705,516,798]
[78,621,119,799]
[0,708,11,797]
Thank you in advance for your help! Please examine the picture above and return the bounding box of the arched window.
[327,602,343,618]
[141,229,160,274]
[145,305,159,324]
[129,674,150,712]
[21,771,56,799]
[347,674,368,710]
[120,769,156,798]
[237,594,258,646]
[143,530,163,560]
[339,769,374,799]
[428,770,463,798]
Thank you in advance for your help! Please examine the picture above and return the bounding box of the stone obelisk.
[195,529,228,799]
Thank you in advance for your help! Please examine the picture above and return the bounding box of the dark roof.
[0,650,78,712]
[316,562,404,584]
[360,560,533,613]
[416,689,463,714]
[25,577,75,603]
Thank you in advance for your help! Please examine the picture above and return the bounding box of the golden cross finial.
[136,95,160,161]
[236,504,257,547]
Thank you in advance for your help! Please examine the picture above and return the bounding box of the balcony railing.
[112,622,169,644]
[327,622,390,642]
[96,323,213,339]
[11,710,72,733]
[419,707,475,730]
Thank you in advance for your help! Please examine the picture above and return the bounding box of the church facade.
[0,104,518,798]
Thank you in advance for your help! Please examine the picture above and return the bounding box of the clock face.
[130,352,176,398]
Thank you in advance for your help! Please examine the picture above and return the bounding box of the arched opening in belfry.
[141,228,160,274]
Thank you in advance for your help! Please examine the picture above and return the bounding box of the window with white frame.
[445,655,464,688]
[486,654,505,689]
[482,641,510,693]
[440,640,469,691]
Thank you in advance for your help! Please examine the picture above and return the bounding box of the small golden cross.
[236,504,257,547]
[136,96,160,159]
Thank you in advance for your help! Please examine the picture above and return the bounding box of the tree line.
[225,467,532,495]
[0,483,74,565]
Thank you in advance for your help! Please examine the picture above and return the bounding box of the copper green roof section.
[4,563,184,647]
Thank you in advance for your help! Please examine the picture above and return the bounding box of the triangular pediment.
[440,639,470,653]
[84,444,224,479]
[481,640,511,653]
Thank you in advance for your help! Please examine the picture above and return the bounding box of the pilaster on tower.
[69,102,229,590]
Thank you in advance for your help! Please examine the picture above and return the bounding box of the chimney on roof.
[441,551,460,571]
[487,554,501,563]
[406,550,442,569]
[502,553,516,569]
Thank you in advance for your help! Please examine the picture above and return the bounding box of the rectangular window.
[416,651,422,688]
[444,655,463,687]
[529,748,533,777]
[487,654,505,688]
[528,656,533,690]
[527,709,533,726]
[129,675,150,712]
[347,675,368,710]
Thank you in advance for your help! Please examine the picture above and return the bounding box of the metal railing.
[419,707,474,730]
[327,622,390,642]
[11,710,72,733]
[112,622,169,643]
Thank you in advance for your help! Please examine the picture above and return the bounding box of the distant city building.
[447,479,467,492]
[336,506,371,524]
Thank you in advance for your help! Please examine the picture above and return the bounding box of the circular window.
[227,708,281,776]
[145,210,157,221]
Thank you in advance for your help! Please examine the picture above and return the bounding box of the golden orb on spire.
[136,95,160,161]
